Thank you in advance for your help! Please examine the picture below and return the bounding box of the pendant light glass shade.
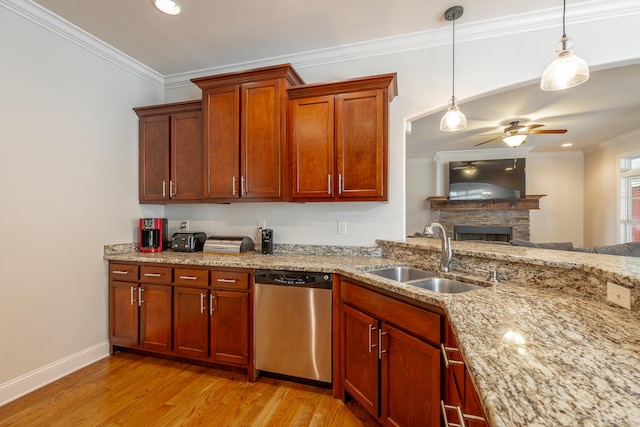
[540,37,589,91]
[440,96,467,132]
[540,1,589,91]
[440,6,467,132]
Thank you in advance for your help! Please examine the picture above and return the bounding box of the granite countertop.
[104,244,640,426]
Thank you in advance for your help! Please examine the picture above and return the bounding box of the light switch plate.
[258,220,266,229]
[607,282,631,310]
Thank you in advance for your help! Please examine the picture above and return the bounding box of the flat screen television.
[449,158,525,200]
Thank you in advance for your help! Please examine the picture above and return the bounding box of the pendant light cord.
[452,17,456,100]
[562,0,567,38]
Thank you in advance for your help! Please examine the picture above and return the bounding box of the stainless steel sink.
[408,277,482,293]
[367,267,435,282]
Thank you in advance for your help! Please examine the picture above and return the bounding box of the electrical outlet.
[607,282,631,310]
[258,220,266,229]
[180,220,189,231]
[338,221,347,235]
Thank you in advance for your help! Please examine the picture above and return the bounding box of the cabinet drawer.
[174,268,209,286]
[109,263,138,282]
[210,270,249,290]
[140,265,172,284]
[342,280,441,346]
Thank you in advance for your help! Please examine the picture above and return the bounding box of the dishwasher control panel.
[254,270,332,289]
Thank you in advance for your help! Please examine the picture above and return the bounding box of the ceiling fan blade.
[529,129,567,134]
[474,136,500,146]
[526,124,545,130]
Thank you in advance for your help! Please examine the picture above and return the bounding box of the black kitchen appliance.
[171,232,207,252]
[261,229,273,254]
[139,218,168,253]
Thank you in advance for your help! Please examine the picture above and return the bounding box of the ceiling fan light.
[440,99,467,132]
[503,134,527,147]
[153,0,182,15]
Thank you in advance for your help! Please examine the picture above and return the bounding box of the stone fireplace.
[428,196,544,242]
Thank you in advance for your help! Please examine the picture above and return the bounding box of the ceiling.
[29,0,640,157]
[407,63,640,158]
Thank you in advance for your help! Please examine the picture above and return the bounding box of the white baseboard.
[0,341,110,406]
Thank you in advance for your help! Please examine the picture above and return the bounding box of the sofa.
[509,239,640,257]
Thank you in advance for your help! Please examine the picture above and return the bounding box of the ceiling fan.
[475,119,567,147]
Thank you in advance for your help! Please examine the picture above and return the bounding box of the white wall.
[406,158,437,235]
[584,131,640,247]
[528,153,584,246]
[0,4,163,403]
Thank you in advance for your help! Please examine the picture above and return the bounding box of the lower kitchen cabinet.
[109,264,173,354]
[109,262,251,376]
[442,320,488,427]
[209,290,249,366]
[340,279,442,427]
[174,286,209,359]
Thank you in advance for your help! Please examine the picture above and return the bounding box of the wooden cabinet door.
[290,95,335,200]
[209,290,249,366]
[174,287,209,359]
[342,304,379,419]
[171,110,203,201]
[109,282,139,347]
[241,79,283,200]
[381,323,441,427]
[203,85,240,199]
[335,90,386,200]
[139,284,173,353]
[139,115,170,202]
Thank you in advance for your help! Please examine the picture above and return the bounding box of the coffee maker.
[139,218,168,253]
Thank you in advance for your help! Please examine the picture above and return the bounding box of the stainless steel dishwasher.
[254,269,332,384]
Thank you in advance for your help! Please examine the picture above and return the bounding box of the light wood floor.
[0,352,375,426]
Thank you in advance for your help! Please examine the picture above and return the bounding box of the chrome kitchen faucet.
[423,222,453,273]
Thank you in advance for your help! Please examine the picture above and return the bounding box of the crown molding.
[434,147,534,163]
[5,0,640,91]
[1,0,164,88]
[584,128,640,154]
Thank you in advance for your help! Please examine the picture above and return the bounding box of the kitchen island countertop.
[104,243,640,427]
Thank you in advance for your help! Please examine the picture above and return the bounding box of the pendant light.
[440,6,467,132]
[540,0,589,91]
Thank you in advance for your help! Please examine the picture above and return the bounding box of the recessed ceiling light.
[562,143,573,147]
[153,0,182,15]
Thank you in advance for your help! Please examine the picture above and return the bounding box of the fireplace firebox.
[453,225,513,242]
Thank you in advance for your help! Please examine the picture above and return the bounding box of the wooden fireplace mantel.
[427,195,545,211]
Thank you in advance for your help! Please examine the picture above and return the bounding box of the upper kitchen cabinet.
[192,64,305,202]
[288,73,397,202]
[134,100,203,204]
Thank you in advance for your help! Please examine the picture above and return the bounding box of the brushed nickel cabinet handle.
[378,329,388,359]
[112,270,129,275]
[179,275,198,280]
[162,180,167,198]
[338,174,343,195]
[170,180,175,198]
[241,176,246,195]
[368,325,377,353]
[200,293,206,314]
[210,294,216,315]
[232,176,237,196]
[441,401,466,427]
[138,287,144,306]
[441,344,464,368]
[144,273,162,277]
[130,286,136,305]
[216,278,237,283]
[328,174,331,195]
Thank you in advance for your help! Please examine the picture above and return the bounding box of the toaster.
[171,232,207,252]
